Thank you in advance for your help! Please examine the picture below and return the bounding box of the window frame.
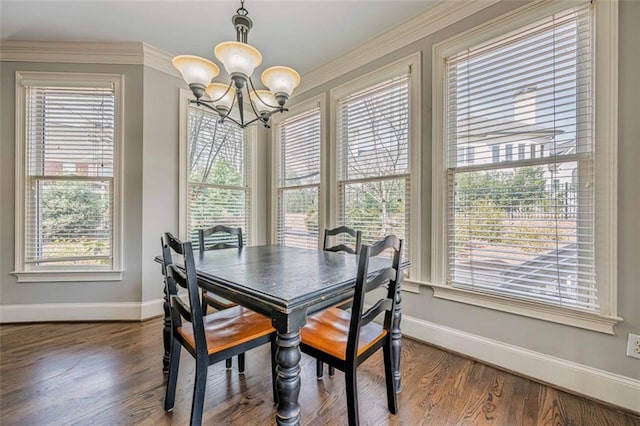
[12,71,124,282]
[431,0,620,333]
[329,53,422,286]
[270,94,326,249]
[178,89,257,245]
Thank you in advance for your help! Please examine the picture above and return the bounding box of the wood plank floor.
[1,319,638,425]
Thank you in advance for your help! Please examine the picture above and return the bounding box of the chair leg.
[190,357,208,426]
[329,366,335,376]
[345,368,359,426]
[270,337,278,405]
[200,292,208,315]
[316,359,323,379]
[383,343,398,414]
[238,353,245,374]
[225,358,232,369]
[164,337,181,411]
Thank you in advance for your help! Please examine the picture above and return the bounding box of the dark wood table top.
[191,245,396,313]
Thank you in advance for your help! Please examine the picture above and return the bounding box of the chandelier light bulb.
[214,41,263,78]
[172,55,220,88]
[261,66,301,98]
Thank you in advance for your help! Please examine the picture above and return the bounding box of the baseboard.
[0,299,164,323]
[401,315,640,414]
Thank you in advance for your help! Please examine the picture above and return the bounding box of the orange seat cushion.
[301,307,386,360]
[177,305,274,355]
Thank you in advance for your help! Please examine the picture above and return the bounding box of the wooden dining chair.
[161,232,276,426]
[198,225,243,313]
[300,235,403,426]
[317,225,363,378]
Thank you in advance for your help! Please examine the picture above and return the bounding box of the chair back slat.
[167,264,188,290]
[199,225,243,252]
[323,226,362,255]
[346,235,403,360]
[367,234,400,258]
[171,294,192,323]
[364,268,396,293]
[360,298,393,327]
[325,244,357,254]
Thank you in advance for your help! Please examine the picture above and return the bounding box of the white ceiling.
[0,1,435,77]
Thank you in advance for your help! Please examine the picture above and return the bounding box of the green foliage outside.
[40,181,110,260]
[454,166,572,254]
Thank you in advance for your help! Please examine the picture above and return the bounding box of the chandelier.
[172,0,300,128]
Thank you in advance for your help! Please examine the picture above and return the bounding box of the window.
[458,145,475,164]
[505,144,513,161]
[13,72,123,282]
[332,54,420,272]
[492,145,500,163]
[466,146,475,164]
[273,101,322,249]
[432,0,618,332]
[182,103,250,245]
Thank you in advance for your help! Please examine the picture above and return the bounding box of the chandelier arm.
[246,87,266,122]
[248,77,282,109]
[241,107,287,128]
[207,81,235,104]
[241,115,268,127]
[191,99,217,112]
[214,88,239,123]
[222,114,244,128]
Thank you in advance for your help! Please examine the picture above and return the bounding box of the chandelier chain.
[237,0,248,16]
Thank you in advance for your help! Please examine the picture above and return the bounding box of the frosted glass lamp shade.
[206,83,236,111]
[172,55,220,87]
[214,41,262,77]
[261,66,300,97]
[250,90,278,114]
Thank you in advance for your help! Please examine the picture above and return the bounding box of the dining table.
[157,244,405,426]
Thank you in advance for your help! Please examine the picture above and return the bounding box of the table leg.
[275,330,302,426]
[391,286,402,393]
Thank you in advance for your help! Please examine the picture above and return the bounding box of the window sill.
[417,281,621,334]
[11,270,124,283]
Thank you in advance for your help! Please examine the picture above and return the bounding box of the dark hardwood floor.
[1,319,638,425]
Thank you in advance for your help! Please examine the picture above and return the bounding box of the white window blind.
[276,107,321,249]
[337,74,410,258]
[445,5,596,310]
[187,106,249,245]
[24,85,115,266]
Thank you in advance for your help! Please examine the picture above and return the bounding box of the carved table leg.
[391,285,402,393]
[275,331,302,426]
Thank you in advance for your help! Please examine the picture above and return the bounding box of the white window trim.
[270,93,327,248]
[12,72,124,283]
[178,89,257,244]
[329,52,422,282]
[430,0,620,333]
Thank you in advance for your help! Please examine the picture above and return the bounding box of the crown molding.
[141,42,181,78]
[0,40,180,78]
[295,0,500,96]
